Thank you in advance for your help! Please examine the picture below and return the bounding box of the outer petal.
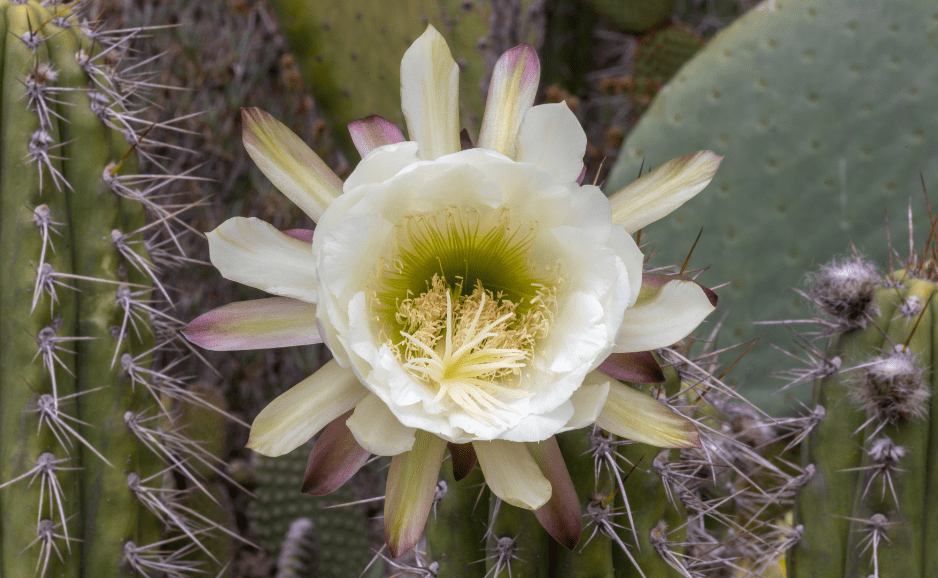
[346,394,418,456]
[400,25,460,160]
[207,217,318,303]
[247,360,368,456]
[594,377,700,448]
[473,439,551,510]
[385,430,448,557]
[528,437,581,549]
[242,108,342,222]
[477,44,540,158]
[302,410,370,495]
[348,115,405,158]
[598,351,665,384]
[515,102,586,183]
[182,297,321,351]
[447,443,478,481]
[608,150,723,233]
[613,279,716,353]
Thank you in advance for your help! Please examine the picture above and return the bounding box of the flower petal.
[343,141,420,192]
[400,25,460,160]
[207,217,318,302]
[561,373,611,430]
[477,44,540,158]
[515,102,586,183]
[594,378,700,448]
[385,430,448,557]
[247,360,368,457]
[242,107,342,223]
[642,273,719,306]
[447,443,478,481]
[614,278,716,353]
[473,439,552,510]
[528,437,581,549]
[182,297,321,351]
[348,115,405,158]
[282,228,314,243]
[302,410,370,496]
[598,351,665,384]
[608,150,723,233]
[346,394,417,456]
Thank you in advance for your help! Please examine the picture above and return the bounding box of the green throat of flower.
[371,207,558,424]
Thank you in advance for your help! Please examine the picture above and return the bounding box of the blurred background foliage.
[88,0,936,574]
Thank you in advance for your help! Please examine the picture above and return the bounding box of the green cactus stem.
[0,2,237,575]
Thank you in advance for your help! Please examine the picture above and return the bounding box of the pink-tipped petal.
[281,228,315,243]
[594,378,700,449]
[400,26,461,160]
[385,431,448,558]
[609,150,724,233]
[348,115,405,158]
[247,360,368,457]
[302,410,370,495]
[183,298,321,351]
[242,107,343,222]
[598,351,665,384]
[576,165,587,184]
[477,44,540,158]
[529,437,581,549]
[447,442,478,481]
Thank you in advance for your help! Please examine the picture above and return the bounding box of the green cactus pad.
[605,0,938,413]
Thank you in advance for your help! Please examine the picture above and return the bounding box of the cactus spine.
[423,348,800,578]
[0,2,235,575]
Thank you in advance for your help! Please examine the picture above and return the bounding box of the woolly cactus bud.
[808,257,881,330]
[854,346,930,426]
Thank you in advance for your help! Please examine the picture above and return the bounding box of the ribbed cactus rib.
[790,288,899,578]
[790,266,938,578]
[0,2,235,575]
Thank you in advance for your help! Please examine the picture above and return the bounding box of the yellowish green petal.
[247,360,367,456]
[242,107,343,222]
[594,376,700,448]
[346,394,417,456]
[609,150,723,233]
[473,439,552,509]
[400,25,460,160]
[207,217,318,302]
[384,430,448,557]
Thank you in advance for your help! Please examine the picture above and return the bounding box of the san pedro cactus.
[605,0,938,412]
[0,2,236,575]
[786,245,938,578]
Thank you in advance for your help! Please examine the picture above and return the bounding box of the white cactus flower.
[185,25,722,557]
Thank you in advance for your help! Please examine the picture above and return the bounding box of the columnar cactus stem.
[0,2,237,575]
